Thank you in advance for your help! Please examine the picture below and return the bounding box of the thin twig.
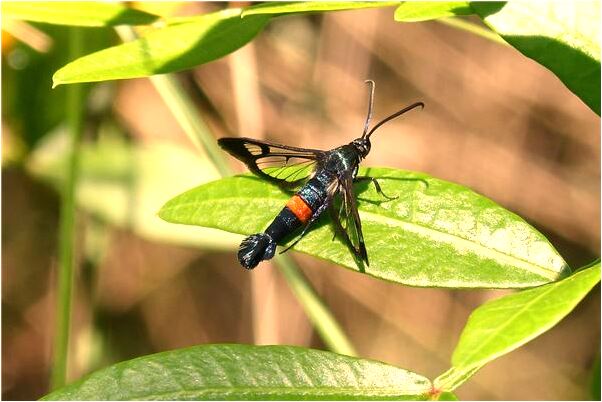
[51,27,85,390]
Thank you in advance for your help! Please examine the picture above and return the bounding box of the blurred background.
[2,2,600,400]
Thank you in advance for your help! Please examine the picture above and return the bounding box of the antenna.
[366,102,424,139]
[361,80,376,138]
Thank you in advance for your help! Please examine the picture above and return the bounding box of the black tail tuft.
[238,233,276,270]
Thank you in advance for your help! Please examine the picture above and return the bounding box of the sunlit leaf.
[435,391,459,401]
[53,9,269,86]
[394,2,472,22]
[2,1,159,27]
[472,1,600,114]
[42,344,433,400]
[434,263,600,391]
[241,1,399,17]
[159,167,569,288]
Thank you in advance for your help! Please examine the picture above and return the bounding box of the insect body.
[218,81,423,269]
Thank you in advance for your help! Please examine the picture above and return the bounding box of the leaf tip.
[52,71,65,88]
[157,203,173,222]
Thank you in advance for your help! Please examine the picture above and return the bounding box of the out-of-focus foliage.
[27,127,238,249]
[6,1,596,115]
[239,1,400,17]
[53,9,270,86]
[2,2,159,27]
[591,357,601,400]
[50,1,397,85]
[1,25,112,148]
[394,2,472,22]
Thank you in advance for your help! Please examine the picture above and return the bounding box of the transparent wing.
[329,175,369,265]
[218,137,324,189]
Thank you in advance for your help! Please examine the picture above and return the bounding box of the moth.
[218,80,423,269]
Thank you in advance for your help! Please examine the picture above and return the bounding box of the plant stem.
[433,365,481,392]
[114,26,357,357]
[149,73,231,177]
[114,25,230,176]
[51,27,85,390]
[276,254,357,356]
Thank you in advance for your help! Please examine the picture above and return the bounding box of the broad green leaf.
[159,167,569,288]
[53,9,269,86]
[452,262,600,367]
[2,1,159,27]
[394,2,472,22]
[27,128,239,250]
[434,263,600,391]
[42,344,433,400]
[471,1,600,114]
[241,1,400,17]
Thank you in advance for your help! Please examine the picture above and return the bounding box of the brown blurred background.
[2,3,600,400]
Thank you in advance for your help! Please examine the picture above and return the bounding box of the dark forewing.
[330,175,369,265]
[218,137,324,189]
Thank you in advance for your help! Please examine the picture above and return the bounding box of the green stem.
[114,25,230,176]
[51,27,85,390]
[149,73,231,177]
[276,254,357,356]
[114,26,357,357]
[433,365,482,392]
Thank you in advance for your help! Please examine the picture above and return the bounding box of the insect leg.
[328,204,364,261]
[354,176,398,200]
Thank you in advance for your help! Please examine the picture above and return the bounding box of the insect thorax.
[324,146,361,176]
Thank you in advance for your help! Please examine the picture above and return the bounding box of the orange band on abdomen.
[286,195,313,224]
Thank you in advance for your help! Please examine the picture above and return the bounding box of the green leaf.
[52,9,269,86]
[434,263,600,391]
[394,2,472,22]
[2,1,159,27]
[471,1,600,115]
[453,262,600,367]
[241,1,400,17]
[159,167,569,288]
[41,344,433,400]
[435,391,459,401]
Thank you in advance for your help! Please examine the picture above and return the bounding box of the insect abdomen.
[265,203,306,241]
[285,195,313,224]
[238,233,276,270]
[237,176,332,269]
[238,205,305,269]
